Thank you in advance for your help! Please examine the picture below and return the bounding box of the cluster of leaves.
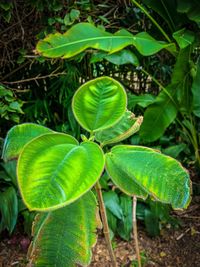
[34,0,200,167]
[0,85,23,123]
[0,0,13,22]
[2,76,191,266]
[0,0,199,249]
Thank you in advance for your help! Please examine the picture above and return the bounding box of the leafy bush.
[2,76,191,266]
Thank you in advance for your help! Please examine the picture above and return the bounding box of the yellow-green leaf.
[17,133,104,211]
[105,145,191,209]
[72,77,127,132]
[95,111,143,146]
[2,123,53,161]
[28,191,99,267]
[36,22,173,58]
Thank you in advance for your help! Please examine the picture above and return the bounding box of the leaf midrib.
[39,35,167,53]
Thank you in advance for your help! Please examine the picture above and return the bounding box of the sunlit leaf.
[28,191,99,267]
[105,145,191,209]
[72,77,127,132]
[18,134,104,211]
[2,123,53,161]
[36,22,174,58]
[95,111,143,146]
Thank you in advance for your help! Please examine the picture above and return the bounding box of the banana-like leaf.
[95,111,143,146]
[28,191,99,267]
[192,57,200,117]
[36,22,173,58]
[72,77,127,132]
[2,123,53,161]
[139,85,177,142]
[0,187,18,234]
[105,145,191,209]
[17,133,104,211]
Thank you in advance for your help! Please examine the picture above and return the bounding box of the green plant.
[0,159,35,236]
[0,85,24,123]
[35,5,200,169]
[0,160,18,234]
[129,0,200,168]
[2,76,191,266]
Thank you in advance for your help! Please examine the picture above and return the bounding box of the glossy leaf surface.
[18,133,104,211]
[2,123,53,161]
[36,23,173,58]
[28,191,98,267]
[105,145,191,209]
[72,77,127,132]
[95,111,143,146]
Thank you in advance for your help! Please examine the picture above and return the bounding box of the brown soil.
[0,196,200,267]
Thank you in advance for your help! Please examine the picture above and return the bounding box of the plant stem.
[95,181,117,267]
[131,0,171,43]
[133,196,141,267]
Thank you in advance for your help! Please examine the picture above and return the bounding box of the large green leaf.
[28,191,99,267]
[192,57,200,117]
[139,85,177,142]
[2,123,53,161]
[72,77,127,132]
[95,111,143,146]
[36,22,173,58]
[17,133,104,211]
[105,145,191,209]
[0,187,18,234]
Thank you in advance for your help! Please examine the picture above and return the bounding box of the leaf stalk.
[95,181,117,267]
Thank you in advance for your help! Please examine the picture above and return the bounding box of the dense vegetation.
[0,1,200,266]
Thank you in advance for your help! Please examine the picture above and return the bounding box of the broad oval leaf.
[72,76,127,132]
[36,22,174,58]
[105,145,191,209]
[2,123,53,161]
[28,191,99,267]
[95,111,143,146]
[17,133,104,211]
